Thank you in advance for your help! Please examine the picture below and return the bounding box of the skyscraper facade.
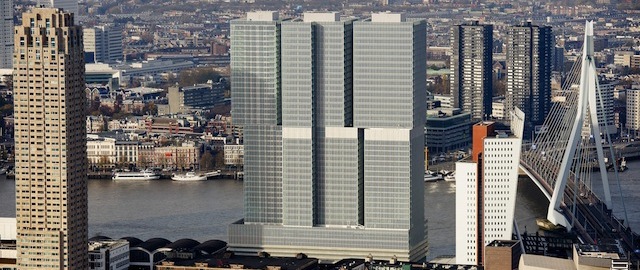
[83,24,123,63]
[36,0,78,16]
[0,0,12,68]
[450,21,493,120]
[506,22,552,138]
[13,8,87,269]
[455,109,524,266]
[229,11,428,262]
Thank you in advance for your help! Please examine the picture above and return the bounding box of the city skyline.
[0,1,639,269]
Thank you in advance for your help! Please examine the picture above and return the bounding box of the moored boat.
[205,170,222,178]
[112,169,160,181]
[444,171,456,182]
[172,172,207,181]
[424,170,443,182]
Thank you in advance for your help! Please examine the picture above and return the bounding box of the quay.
[87,170,242,180]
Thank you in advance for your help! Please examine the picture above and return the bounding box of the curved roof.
[136,238,171,251]
[195,240,227,254]
[161,238,201,251]
[121,237,144,247]
[89,235,112,241]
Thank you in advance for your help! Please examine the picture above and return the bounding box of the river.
[0,161,637,260]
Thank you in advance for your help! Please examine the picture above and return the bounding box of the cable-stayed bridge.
[518,21,640,258]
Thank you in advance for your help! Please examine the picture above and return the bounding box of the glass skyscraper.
[230,11,428,262]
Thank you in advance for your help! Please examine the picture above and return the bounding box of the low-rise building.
[87,136,117,168]
[117,59,195,82]
[87,115,107,134]
[425,108,472,154]
[88,238,130,270]
[224,144,243,167]
[85,63,121,91]
[168,83,224,114]
[614,50,636,67]
[108,117,146,132]
[156,253,318,270]
[126,87,164,101]
[116,141,140,166]
[434,94,454,108]
[153,142,200,170]
[146,117,196,135]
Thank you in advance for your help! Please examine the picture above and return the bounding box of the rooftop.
[88,239,129,252]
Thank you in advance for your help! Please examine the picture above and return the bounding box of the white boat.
[172,172,207,181]
[424,170,443,182]
[205,170,222,178]
[112,170,160,181]
[444,172,456,182]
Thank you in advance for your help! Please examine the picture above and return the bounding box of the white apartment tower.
[627,88,640,136]
[36,0,78,16]
[0,0,12,68]
[83,24,123,63]
[455,110,524,266]
[13,8,88,269]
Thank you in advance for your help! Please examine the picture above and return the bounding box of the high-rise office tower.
[36,0,78,16]
[229,11,428,262]
[13,8,87,269]
[450,21,493,120]
[455,109,524,266]
[506,22,552,138]
[0,0,12,68]
[83,24,123,63]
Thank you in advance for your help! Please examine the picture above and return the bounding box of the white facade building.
[83,24,123,63]
[224,144,244,166]
[37,0,78,16]
[627,88,640,136]
[434,94,454,108]
[492,98,505,120]
[87,136,117,166]
[455,115,523,266]
[88,239,130,270]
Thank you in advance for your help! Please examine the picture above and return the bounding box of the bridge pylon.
[547,21,612,227]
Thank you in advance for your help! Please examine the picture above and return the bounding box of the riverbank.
[88,170,242,180]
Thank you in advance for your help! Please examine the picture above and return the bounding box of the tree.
[178,67,221,86]
[493,77,506,97]
[214,150,225,169]
[90,96,101,113]
[200,151,215,171]
[99,105,114,117]
[143,102,158,116]
[98,155,110,170]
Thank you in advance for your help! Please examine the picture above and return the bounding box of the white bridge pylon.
[547,21,612,228]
